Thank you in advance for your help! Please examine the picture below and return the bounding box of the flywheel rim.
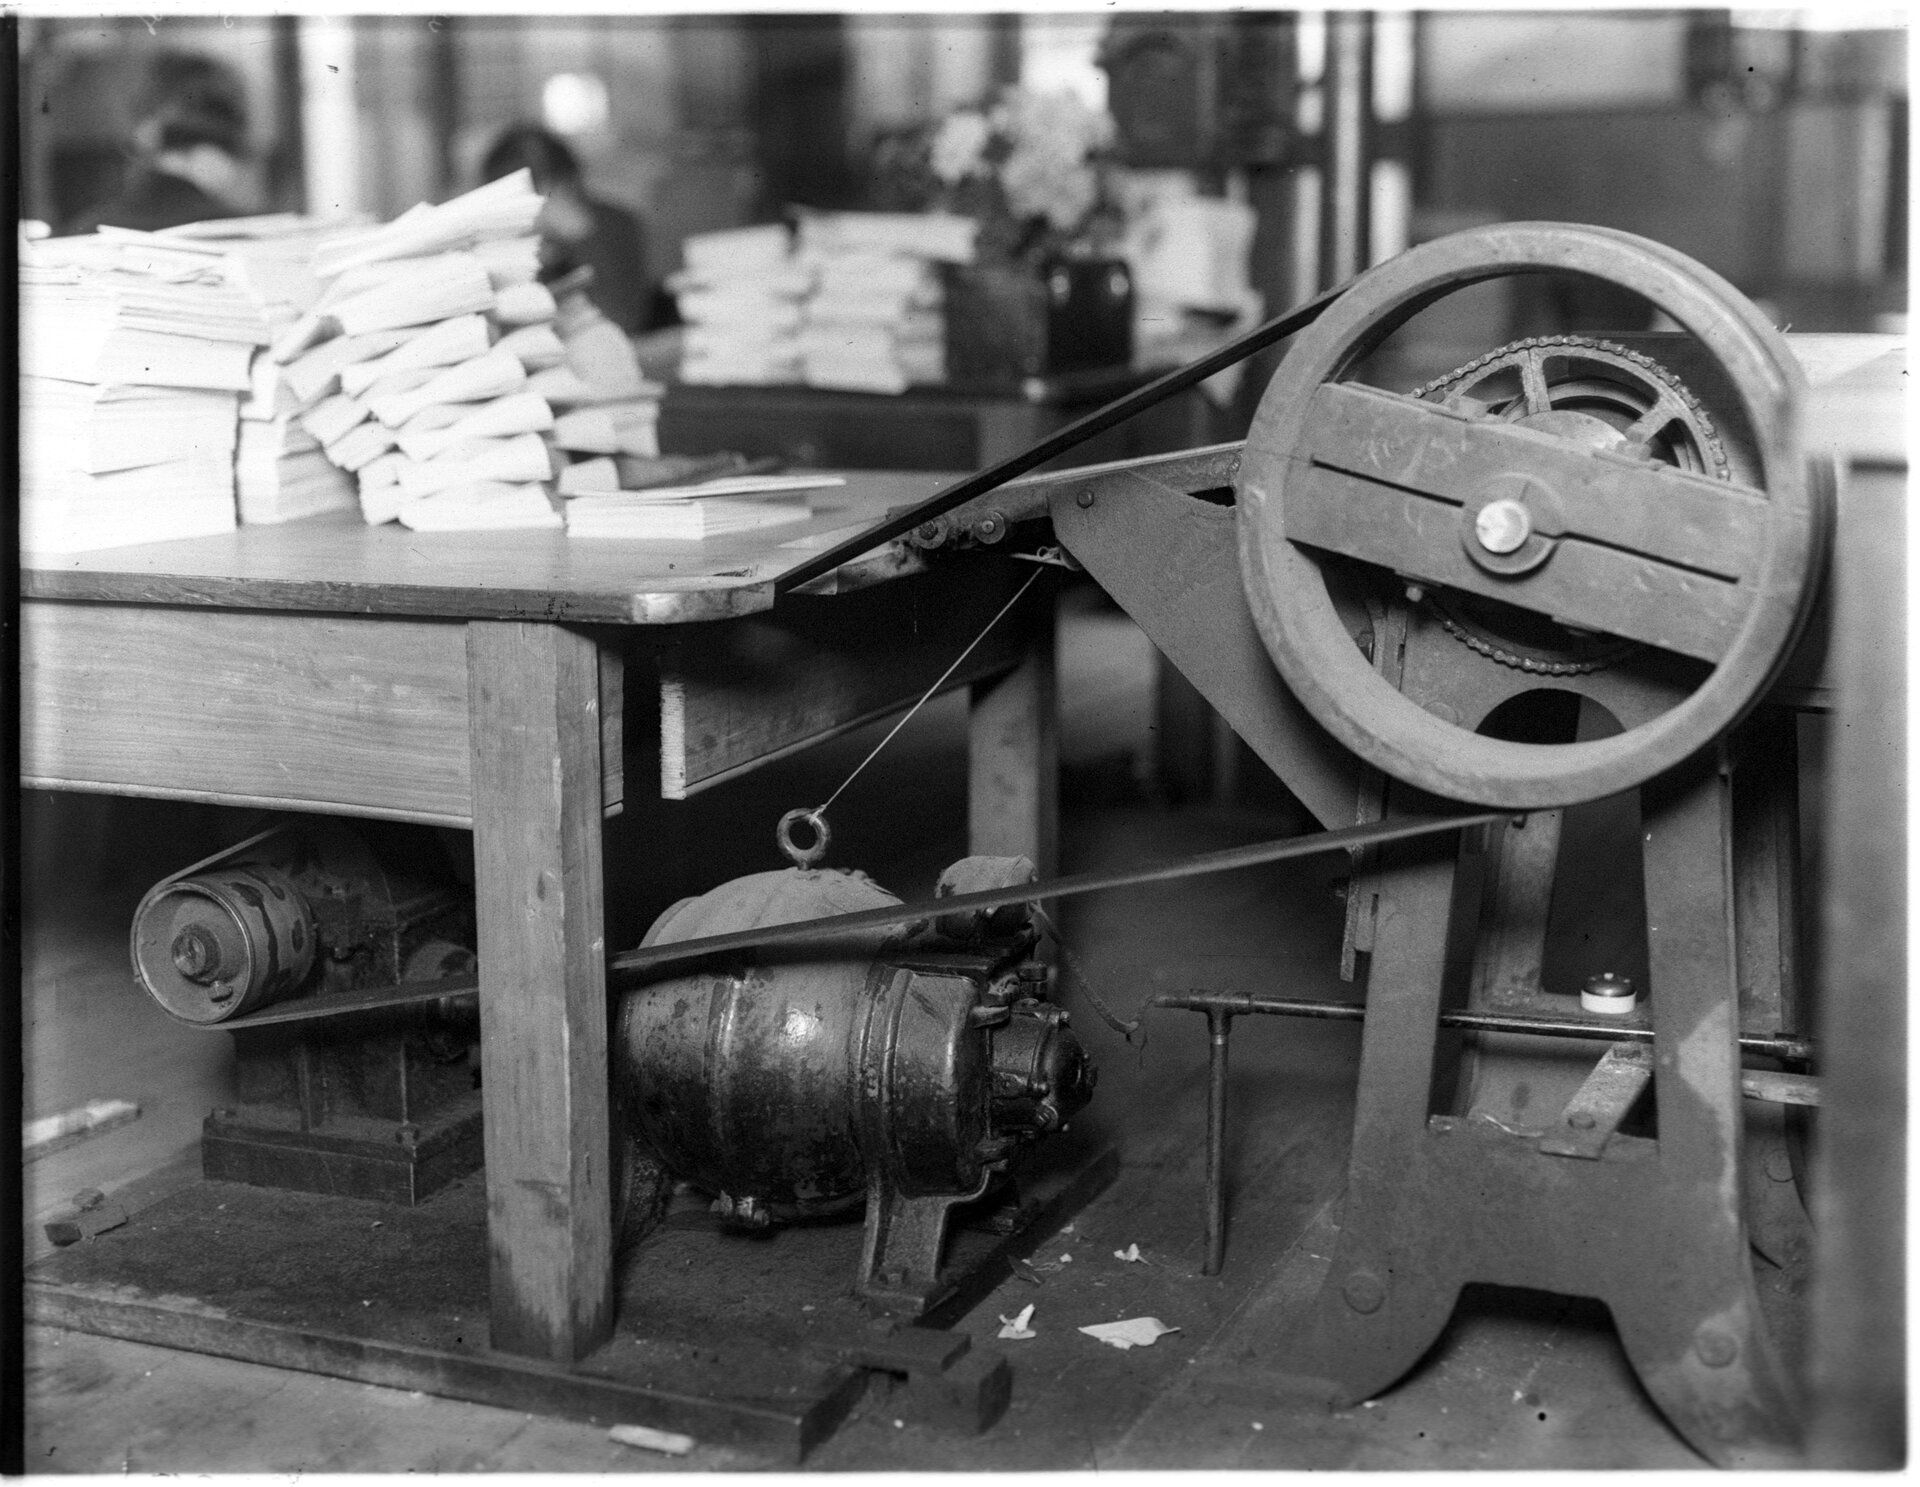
[1237,222,1829,809]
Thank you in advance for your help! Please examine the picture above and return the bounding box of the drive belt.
[772,278,1352,594]
[181,809,1505,1031]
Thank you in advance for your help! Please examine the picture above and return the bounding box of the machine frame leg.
[1276,759,1804,1468]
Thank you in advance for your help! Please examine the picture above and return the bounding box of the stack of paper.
[563,473,836,542]
[545,289,665,475]
[236,417,356,525]
[566,494,813,541]
[21,236,265,392]
[175,215,368,524]
[672,224,810,386]
[795,211,977,266]
[18,235,266,552]
[264,171,570,531]
[795,214,955,394]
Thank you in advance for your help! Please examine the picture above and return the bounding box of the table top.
[21,471,958,626]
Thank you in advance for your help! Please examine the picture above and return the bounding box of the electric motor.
[612,857,1095,1242]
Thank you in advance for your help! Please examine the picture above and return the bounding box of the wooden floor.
[21,595,1711,1471]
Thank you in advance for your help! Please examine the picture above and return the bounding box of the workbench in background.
[658,366,1225,473]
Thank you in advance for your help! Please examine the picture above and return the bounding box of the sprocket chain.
[1411,334,1731,677]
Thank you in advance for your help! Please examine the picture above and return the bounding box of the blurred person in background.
[480,122,662,336]
[67,49,254,233]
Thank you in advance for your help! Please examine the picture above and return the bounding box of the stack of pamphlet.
[269,172,667,533]
[794,213,971,393]
[19,232,266,552]
[546,286,664,461]
[268,171,565,531]
[151,214,371,524]
[671,224,810,386]
[562,472,837,542]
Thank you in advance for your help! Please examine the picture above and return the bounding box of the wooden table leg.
[967,590,1058,876]
[467,621,613,1363]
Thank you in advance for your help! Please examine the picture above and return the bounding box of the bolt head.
[1475,497,1533,554]
[1568,1111,1597,1131]
[1076,490,1096,509]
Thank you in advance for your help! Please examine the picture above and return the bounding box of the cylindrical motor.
[613,864,1094,1230]
[131,862,316,1023]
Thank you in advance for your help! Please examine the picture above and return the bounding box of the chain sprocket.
[1409,335,1732,676]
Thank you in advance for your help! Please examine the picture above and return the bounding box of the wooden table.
[20,472,1060,1367]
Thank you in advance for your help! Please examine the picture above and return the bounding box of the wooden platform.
[26,1142,1113,1463]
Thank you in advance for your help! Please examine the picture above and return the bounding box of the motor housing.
[612,855,1095,1314]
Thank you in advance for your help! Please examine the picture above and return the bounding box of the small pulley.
[1237,222,1833,809]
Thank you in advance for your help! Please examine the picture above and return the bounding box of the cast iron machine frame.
[777,221,1837,1467]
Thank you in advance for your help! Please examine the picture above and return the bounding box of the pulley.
[1236,222,1832,808]
[130,819,474,1024]
[132,856,316,1024]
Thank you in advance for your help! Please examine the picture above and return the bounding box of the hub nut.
[1475,497,1533,554]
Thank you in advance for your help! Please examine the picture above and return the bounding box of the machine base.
[201,1092,485,1206]
[26,1141,1114,1461]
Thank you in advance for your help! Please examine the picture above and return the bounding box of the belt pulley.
[1238,222,1832,809]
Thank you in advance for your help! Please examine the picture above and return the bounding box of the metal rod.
[611,810,1502,986]
[771,280,1351,593]
[1204,1008,1233,1276]
[1149,991,1814,1064]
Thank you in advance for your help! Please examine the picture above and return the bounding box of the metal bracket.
[1537,1041,1655,1160]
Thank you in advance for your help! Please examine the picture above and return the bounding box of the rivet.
[1343,1271,1386,1314]
[1568,1111,1596,1131]
[1694,1328,1738,1368]
[1076,490,1096,509]
[1765,1150,1795,1183]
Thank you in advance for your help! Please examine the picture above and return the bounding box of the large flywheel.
[1237,222,1831,808]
